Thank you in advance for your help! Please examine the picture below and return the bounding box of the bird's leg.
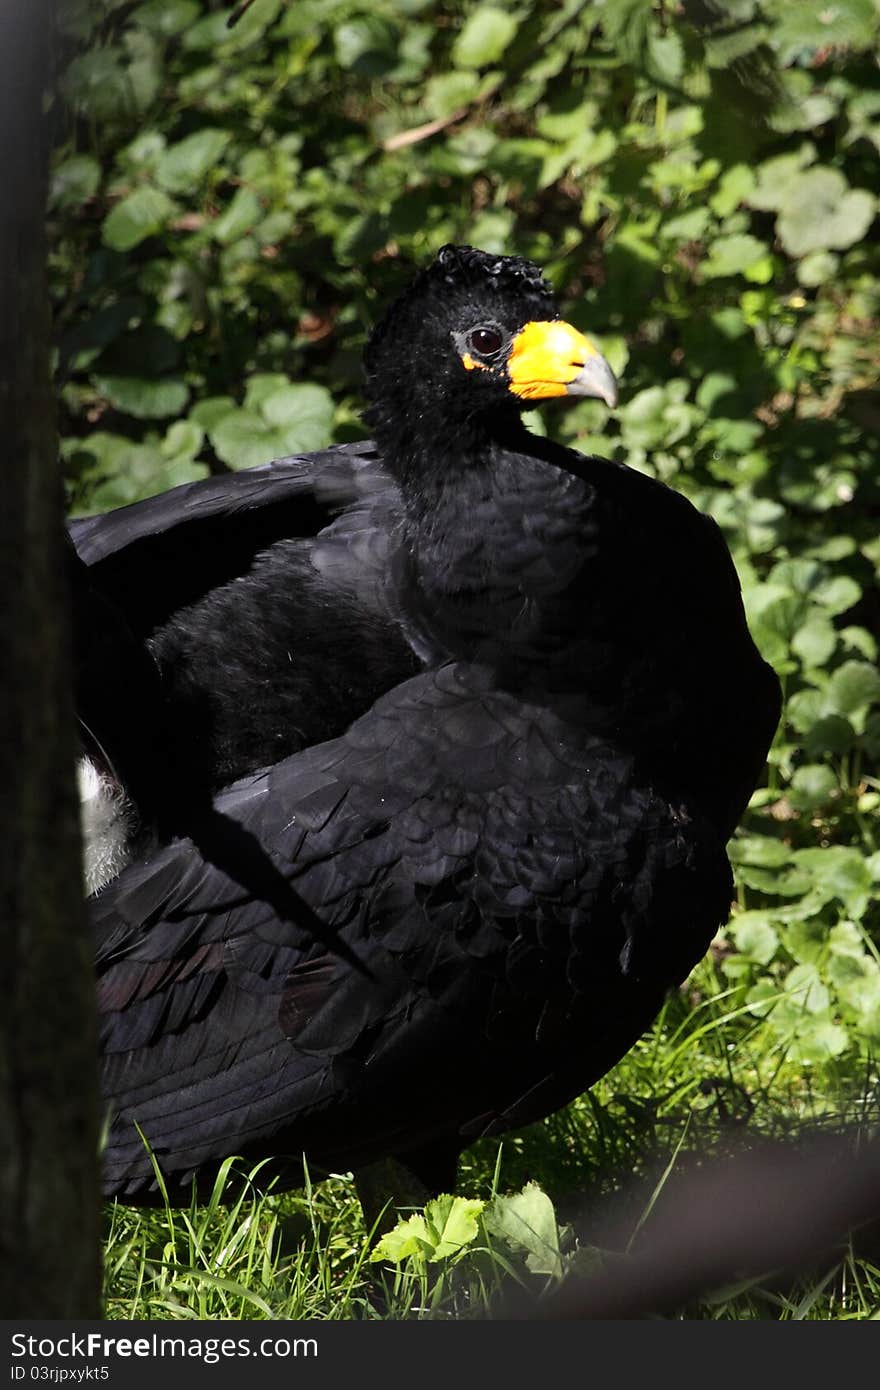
[354,1158,433,1240]
[354,1145,460,1239]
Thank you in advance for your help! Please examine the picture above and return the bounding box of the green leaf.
[209,409,275,471]
[824,661,880,719]
[748,146,817,212]
[828,928,880,1013]
[94,375,189,419]
[745,979,781,1018]
[792,617,837,669]
[701,234,768,279]
[794,846,873,919]
[102,187,175,251]
[771,71,838,134]
[260,384,333,431]
[180,11,230,50]
[785,685,825,728]
[423,1194,485,1261]
[731,915,779,966]
[788,764,838,811]
[369,1195,484,1265]
[125,30,162,111]
[705,22,771,68]
[212,188,262,244]
[729,836,792,868]
[710,164,755,218]
[78,437,207,510]
[119,130,166,171]
[750,592,809,665]
[244,374,291,411]
[796,250,839,288]
[468,208,514,254]
[132,0,200,37]
[50,154,101,210]
[538,98,599,144]
[773,561,830,600]
[334,17,400,76]
[735,865,811,898]
[485,1182,562,1277]
[369,1212,431,1264]
[768,0,879,63]
[803,714,856,759]
[785,963,829,1014]
[61,48,136,121]
[787,1017,849,1063]
[777,167,876,258]
[645,32,683,86]
[161,419,204,463]
[270,387,335,451]
[222,0,284,43]
[209,382,335,469]
[190,396,236,430]
[452,7,518,69]
[840,626,877,663]
[423,70,480,118]
[662,208,711,243]
[786,918,828,965]
[156,129,231,194]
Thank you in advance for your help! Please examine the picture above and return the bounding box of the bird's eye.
[467,326,504,357]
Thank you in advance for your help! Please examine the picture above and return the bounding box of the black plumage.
[71,444,414,838]
[71,246,616,845]
[85,246,781,1202]
[96,665,736,1201]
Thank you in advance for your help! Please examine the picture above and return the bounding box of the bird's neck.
[374,411,600,681]
[366,393,531,498]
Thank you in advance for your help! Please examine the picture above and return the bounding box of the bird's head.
[363,245,617,455]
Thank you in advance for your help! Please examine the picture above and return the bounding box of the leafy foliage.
[52,0,879,1292]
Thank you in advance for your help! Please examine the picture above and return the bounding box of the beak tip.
[567,354,619,410]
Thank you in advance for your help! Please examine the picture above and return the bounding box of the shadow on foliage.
[499,1126,880,1319]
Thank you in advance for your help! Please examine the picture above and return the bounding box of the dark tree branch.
[227,0,259,28]
[0,0,101,1318]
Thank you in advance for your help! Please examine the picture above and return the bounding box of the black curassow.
[72,246,618,887]
[84,246,781,1204]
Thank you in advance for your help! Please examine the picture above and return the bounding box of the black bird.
[71,249,618,886]
[87,247,781,1205]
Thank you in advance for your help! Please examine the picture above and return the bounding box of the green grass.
[101,953,880,1321]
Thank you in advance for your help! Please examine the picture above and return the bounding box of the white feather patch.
[78,756,134,895]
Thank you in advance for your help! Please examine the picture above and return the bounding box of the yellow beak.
[507,320,618,408]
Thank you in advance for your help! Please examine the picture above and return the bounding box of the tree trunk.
[0,0,102,1317]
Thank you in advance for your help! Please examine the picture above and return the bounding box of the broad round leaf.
[731,915,779,966]
[209,409,275,471]
[823,660,880,718]
[704,235,770,281]
[777,167,876,257]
